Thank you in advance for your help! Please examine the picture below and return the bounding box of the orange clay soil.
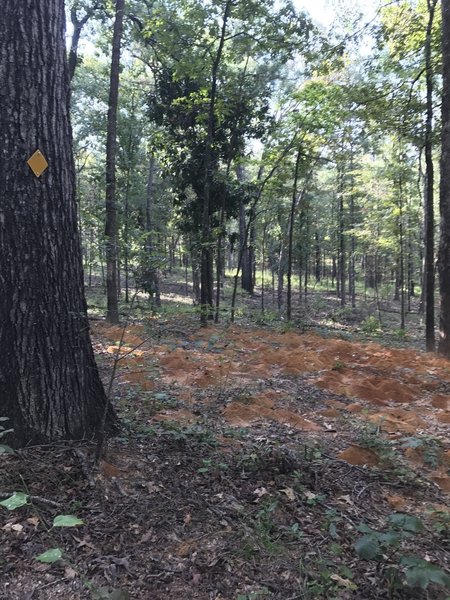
[93,322,450,493]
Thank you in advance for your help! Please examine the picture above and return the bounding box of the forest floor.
[1,277,449,599]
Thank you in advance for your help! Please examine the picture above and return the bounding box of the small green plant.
[331,359,346,371]
[357,422,411,477]
[253,309,281,326]
[354,513,450,592]
[197,458,228,474]
[0,492,84,563]
[252,499,282,553]
[394,328,407,339]
[222,426,248,440]
[361,315,381,334]
[278,320,294,334]
[324,508,342,539]
[425,508,450,535]
[287,522,305,540]
[298,557,354,597]
[0,491,128,598]
[197,458,213,473]
[401,435,444,469]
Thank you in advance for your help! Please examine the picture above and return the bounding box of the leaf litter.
[1,315,449,599]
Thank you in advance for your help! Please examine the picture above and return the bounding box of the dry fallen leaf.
[304,490,317,501]
[146,481,162,493]
[140,530,154,543]
[65,567,77,579]
[337,495,353,505]
[281,487,296,501]
[330,574,357,589]
[253,487,269,498]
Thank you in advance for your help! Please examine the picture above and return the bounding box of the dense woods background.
[68,0,450,351]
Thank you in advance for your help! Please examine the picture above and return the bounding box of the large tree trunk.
[0,0,115,446]
[105,0,125,324]
[438,0,450,356]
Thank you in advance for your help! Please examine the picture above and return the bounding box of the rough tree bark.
[0,0,115,446]
[105,0,125,324]
[438,0,450,356]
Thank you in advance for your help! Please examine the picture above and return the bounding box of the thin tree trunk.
[286,148,302,321]
[145,155,161,306]
[105,0,124,324]
[438,0,450,356]
[349,190,356,308]
[287,154,317,320]
[315,231,321,283]
[201,0,232,325]
[399,175,406,329]
[424,0,438,349]
[261,223,268,314]
[338,167,346,306]
[123,109,137,304]
[68,3,99,82]
[230,133,300,322]
[277,248,285,313]
[239,187,253,294]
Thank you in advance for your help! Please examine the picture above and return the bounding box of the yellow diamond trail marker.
[27,150,48,177]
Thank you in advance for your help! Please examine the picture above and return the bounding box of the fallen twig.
[0,492,61,508]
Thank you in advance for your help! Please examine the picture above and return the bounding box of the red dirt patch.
[338,445,380,467]
[368,409,428,433]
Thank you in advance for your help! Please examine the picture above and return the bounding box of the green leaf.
[388,513,423,533]
[36,548,63,563]
[401,437,422,449]
[93,589,130,600]
[402,557,450,589]
[0,492,28,510]
[405,566,430,589]
[354,535,380,560]
[356,523,374,534]
[400,555,424,567]
[329,522,339,539]
[52,515,84,528]
[428,569,450,586]
[379,531,401,546]
[0,444,14,454]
